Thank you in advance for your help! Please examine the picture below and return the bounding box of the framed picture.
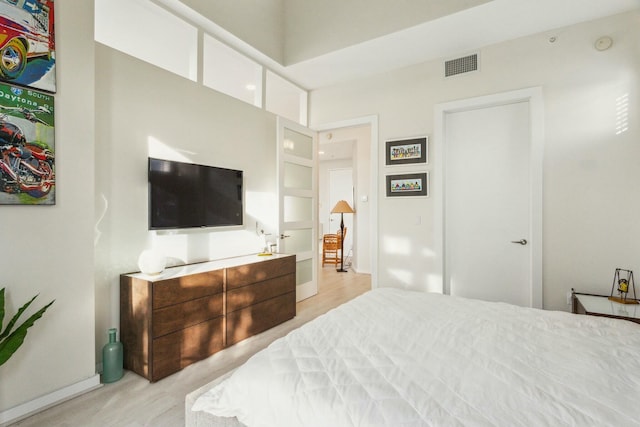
[386,172,429,197]
[0,82,55,205]
[385,136,427,166]
[0,1,56,93]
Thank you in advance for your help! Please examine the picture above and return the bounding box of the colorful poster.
[0,82,54,205]
[0,0,55,92]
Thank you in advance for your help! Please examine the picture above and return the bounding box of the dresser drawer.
[152,317,225,381]
[227,273,295,313]
[152,270,223,309]
[122,255,296,382]
[227,256,295,290]
[227,291,296,346]
[153,293,224,338]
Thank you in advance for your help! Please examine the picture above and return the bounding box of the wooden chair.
[322,228,346,267]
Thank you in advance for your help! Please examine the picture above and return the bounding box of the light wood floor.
[11,267,371,427]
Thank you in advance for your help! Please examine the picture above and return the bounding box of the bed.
[186,288,640,426]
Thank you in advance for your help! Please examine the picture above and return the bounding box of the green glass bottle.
[102,328,123,383]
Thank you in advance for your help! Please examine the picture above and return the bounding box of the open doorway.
[317,124,373,276]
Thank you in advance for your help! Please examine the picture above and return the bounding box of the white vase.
[138,250,166,275]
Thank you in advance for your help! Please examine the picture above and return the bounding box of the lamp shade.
[138,249,166,275]
[331,200,354,214]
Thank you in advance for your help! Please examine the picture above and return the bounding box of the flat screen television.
[148,157,243,230]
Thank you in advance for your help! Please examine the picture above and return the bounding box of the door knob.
[280,234,291,239]
[511,239,527,245]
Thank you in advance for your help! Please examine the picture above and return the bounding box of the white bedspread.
[192,288,640,426]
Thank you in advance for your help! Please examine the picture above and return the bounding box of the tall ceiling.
[158,0,639,89]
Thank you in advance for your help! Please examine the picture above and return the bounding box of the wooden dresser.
[120,254,296,381]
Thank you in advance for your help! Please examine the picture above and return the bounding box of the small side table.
[572,292,640,324]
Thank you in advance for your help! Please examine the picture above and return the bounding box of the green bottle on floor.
[102,328,123,383]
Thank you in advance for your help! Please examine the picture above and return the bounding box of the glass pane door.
[277,118,317,301]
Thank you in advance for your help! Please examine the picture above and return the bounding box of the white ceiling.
[280,0,492,65]
[318,130,356,162]
[161,0,640,90]
[282,0,640,89]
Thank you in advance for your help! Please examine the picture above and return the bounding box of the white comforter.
[192,288,640,426]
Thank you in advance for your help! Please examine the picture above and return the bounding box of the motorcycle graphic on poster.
[0,82,54,205]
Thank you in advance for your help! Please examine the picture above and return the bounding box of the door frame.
[313,115,379,287]
[434,87,544,308]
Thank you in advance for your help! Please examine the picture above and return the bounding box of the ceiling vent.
[444,54,478,77]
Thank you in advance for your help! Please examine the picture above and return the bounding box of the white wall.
[283,0,490,64]
[309,11,640,311]
[319,158,352,235]
[179,0,285,64]
[0,0,97,414]
[2,15,281,418]
[94,43,280,362]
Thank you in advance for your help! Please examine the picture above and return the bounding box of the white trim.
[0,374,101,426]
[434,87,544,308]
[313,115,379,286]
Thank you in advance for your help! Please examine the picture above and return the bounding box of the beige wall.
[2,3,282,417]
[174,0,491,66]
[94,43,280,366]
[309,11,640,311]
[283,0,490,64]
[0,0,97,414]
[179,0,285,64]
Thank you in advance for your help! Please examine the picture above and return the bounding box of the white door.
[277,117,318,302]
[444,96,541,308]
[328,168,354,256]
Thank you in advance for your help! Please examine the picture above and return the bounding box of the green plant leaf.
[0,288,5,333]
[0,293,37,341]
[0,299,54,366]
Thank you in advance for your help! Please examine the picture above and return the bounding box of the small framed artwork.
[386,172,429,197]
[385,136,427,166]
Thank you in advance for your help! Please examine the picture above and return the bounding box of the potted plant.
[0,287,54,366]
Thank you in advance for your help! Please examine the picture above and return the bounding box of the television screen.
[148,158,243,230]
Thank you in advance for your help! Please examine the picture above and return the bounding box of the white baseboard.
[0,374,102,426]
